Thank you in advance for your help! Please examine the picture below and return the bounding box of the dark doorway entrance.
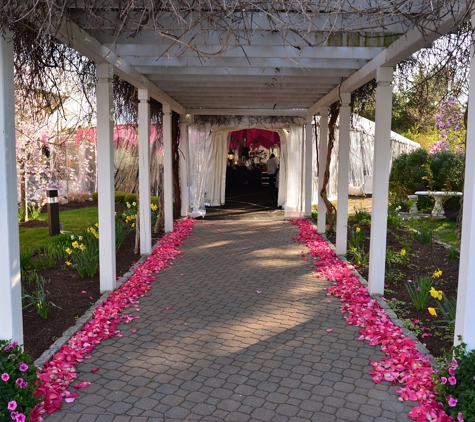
[205,180,281,221]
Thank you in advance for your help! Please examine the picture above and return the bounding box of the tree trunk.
[319,102,340,232]
[172,112,181,218]
[154,163,165,234]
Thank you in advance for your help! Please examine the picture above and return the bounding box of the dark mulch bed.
[327,219,459,358]
[21,201,156,360]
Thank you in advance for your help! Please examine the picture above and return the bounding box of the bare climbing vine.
[320,102,340,232]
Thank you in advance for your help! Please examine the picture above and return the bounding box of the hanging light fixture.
[227,150,235,160]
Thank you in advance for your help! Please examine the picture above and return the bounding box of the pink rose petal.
[326,329,333,332]
[256,290,262,294]
[165,306,173,310]
[91,367,99,373]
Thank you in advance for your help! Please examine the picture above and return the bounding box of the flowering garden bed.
[292,219,464,421]
[325,212,460,359]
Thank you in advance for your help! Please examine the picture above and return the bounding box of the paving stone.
[42,220,419,422]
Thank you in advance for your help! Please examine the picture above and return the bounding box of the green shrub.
[430,150,465,193]
[124,193,137,204]
[114,191,127,204]
[389,148,465,207]
[91,192,98,200]
[389,148,429,203]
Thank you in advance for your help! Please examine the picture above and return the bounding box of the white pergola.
[1,2,474,350]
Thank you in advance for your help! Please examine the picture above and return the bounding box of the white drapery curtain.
[186,119,305,217]
[314,115,420,201]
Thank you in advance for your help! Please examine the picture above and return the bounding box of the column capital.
[163,103,172,115]
[138,88,149,102]
[96,63,113,83]
[376,67,393,85]
[340,92,351,107]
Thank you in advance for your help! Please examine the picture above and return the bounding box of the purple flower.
[10,411,18,420]
[457,412,464,422]
[452,358,458,368]
[7,401,17,410]
[2,373,10,381]
[449,376,457,385]
[441,376,447,384]
[11,342,17,348]
[15,414,25,422]
[448,396,458,407]
[18,363,28,372]
[15,378,24,387]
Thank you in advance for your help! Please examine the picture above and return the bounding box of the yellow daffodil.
[428,307,437,316]
[432,269,443,278]
[132,202,136,206]
[356,227,361,233]
[65,261,72,266]
[131,223,135,228]
[65,247,72,255]
[400,249,406,256]
[429,287,443,300]
[126,202,131,208]
[95,223,99,228]
[79,244,86,251]
[150,204,158,212]
[72,241,79,249]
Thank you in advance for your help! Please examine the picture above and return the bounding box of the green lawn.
[20,207,99,254]
[405,217,459,248]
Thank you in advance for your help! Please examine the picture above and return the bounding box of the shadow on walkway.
[47,219,414,421]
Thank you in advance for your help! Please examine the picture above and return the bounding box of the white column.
[455,26,475,348]
[317,106,328,233]
[96,63,116,292]
[163,104,173,232]
[138,89,152,255]
[305,116,313,217]
[0,32,23,343]
[336,93,352,255]
[179,114,189,217]
[368,67,393,296]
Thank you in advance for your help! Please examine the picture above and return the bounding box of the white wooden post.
[305,116,313,217]
[317,106,328,233]
[0,32,23,343]
[454,24,475,348]
[138,89,152,255]
[96,63,116,292]
[368,67,393,296]
[336,93,351,255]
[163,104,173,232]
[179,114,189,217]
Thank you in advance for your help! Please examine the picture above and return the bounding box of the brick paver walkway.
[47,219,414,421]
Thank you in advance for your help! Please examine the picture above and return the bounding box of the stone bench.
[414,191,462,219]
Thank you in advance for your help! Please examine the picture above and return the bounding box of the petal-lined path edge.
[290,219,453,422]
[30,218,195,421]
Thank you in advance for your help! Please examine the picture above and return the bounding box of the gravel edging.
[319,232,438,368]
[34,253,151,368]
